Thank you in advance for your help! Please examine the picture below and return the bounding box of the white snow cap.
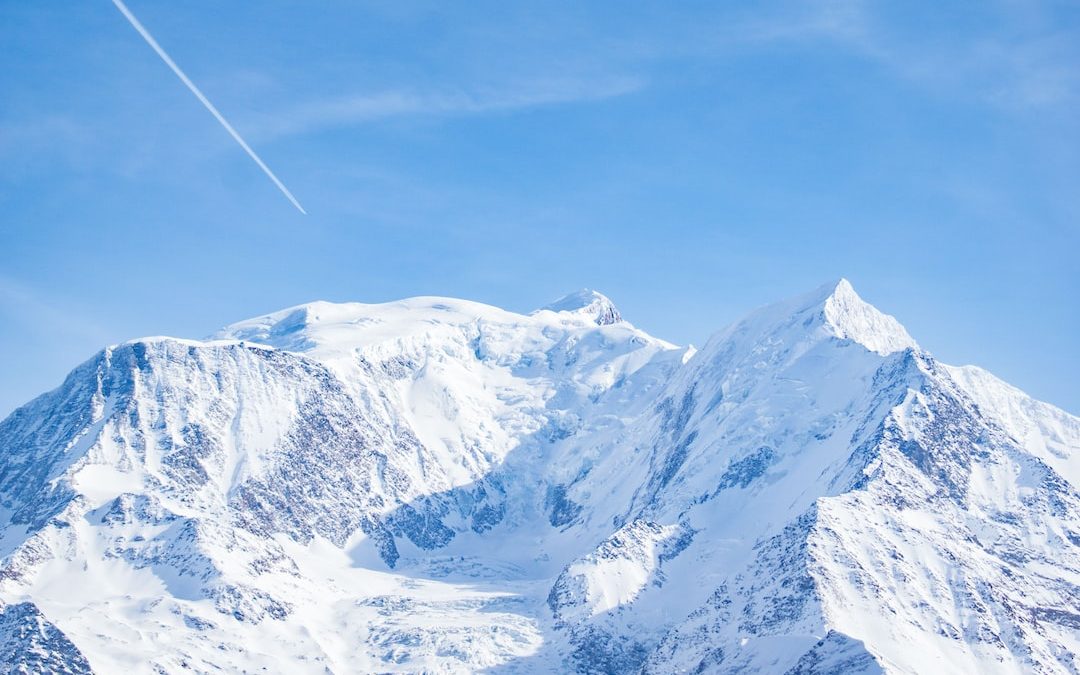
[820,278,917,355]
[540,289,623,325]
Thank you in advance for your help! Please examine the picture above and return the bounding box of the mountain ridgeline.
[0,281,1077,673]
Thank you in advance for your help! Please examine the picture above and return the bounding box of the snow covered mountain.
[0,280,1077,674]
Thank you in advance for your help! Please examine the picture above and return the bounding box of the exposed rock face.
[0,603,93,674]
[0,281,1076,673]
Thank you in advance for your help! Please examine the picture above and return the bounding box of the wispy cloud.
[721,0,1079,110]
[247,75,645,140]
[0,115,96,169]
[0,276,111,345]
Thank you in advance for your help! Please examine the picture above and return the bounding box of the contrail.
[110,0,307,214]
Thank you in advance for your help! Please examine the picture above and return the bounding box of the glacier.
[0,280,1077,673]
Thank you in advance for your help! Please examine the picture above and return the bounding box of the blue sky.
[1,0,1078,416]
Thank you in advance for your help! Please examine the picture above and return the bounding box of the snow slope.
[0,280,1076,673]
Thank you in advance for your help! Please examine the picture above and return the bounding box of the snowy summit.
[539,288,624,326]
[0,281,1077,674]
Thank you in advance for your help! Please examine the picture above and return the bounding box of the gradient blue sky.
[1,0,1078,416]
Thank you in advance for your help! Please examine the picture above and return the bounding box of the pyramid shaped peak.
[712,278,917,358]
[833,276,857,297]
[818,278,916,355]
[800,277,856,305]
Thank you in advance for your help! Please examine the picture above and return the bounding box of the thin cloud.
[0,276,111,345]
[735,0,1080,109]
[248,76,645,140]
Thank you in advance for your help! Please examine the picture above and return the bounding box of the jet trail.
[111,0,307,214]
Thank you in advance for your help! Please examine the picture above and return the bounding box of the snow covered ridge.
[0,280,1077,674]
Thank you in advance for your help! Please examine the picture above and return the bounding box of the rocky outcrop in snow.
[0,602,92,674]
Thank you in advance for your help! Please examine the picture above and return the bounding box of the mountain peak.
[1,280,1075,674]
[539,289,623,325]
[710,278,918,360]
[818,278,916,355]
